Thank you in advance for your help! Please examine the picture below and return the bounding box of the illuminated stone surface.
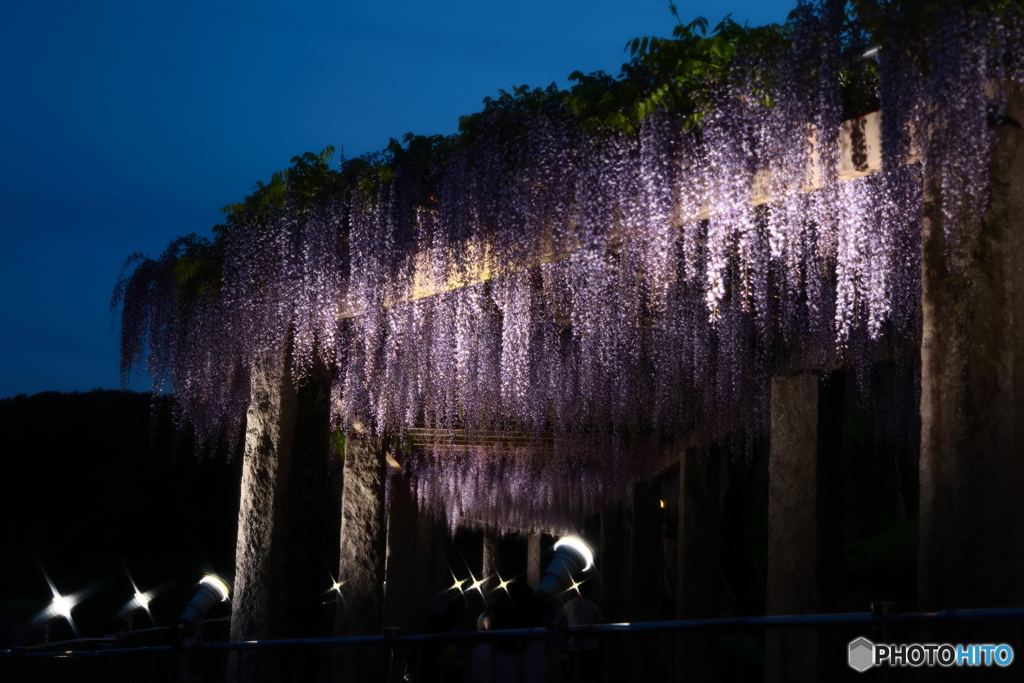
[481,528,499,594]
[526,532,541,589]
[229,352,331,679]
[230,352,295,645]
[919,117,1024,611]
[335,431,387,637]
[383,469,419,633]
[766,374,818,683]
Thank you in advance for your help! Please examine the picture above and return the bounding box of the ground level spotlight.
[537,536,595,598]
[117,591,153,630]
[178,575,230,637]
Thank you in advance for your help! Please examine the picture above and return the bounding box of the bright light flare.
[118,586,155,625]
[321,569,343,598]
[554,536,594,572]
[33,563,81,637]
[446,565,467,593]
[200,575,230,602]
[497,577,511,591]
[120,562,158,621]
[565,578,595,599]
[469,578,485,593]
[52,595,74,619]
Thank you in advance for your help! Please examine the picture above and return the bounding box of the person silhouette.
[470,582,549,683]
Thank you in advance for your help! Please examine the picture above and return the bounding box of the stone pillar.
[414,504,436,624]
[677,446,721,618]
[816,373,845,615]
[230,352,297,646]
[229,351,332,680]
[426,518,449,618]
[582,514,603,607]
[526,532,541,590]
[676,445,721,682]
[334,428,387,637]
[628,480,662,622]
[766,373,818,683]
[919,120,1024,612]
[383,468,418,634]
[482,527,499,591]
[764,372,846,681]
[230,352,333,639]
[323,434,344,635]
[628,480,662,682]
[599,504,627,623]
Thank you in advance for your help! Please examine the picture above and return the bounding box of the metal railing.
[3,607,1023,682]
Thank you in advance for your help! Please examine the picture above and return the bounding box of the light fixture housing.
[199,575,230,602]
[116,591,152,627]
[178,575,231,635]
[553,537,595,571]
[537,536,595,598]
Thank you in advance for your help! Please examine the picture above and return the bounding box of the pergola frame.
[223,89,1024,682]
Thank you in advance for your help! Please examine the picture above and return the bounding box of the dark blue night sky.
[0,0,791,399]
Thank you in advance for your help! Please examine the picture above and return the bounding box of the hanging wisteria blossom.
[113,0,1024,531]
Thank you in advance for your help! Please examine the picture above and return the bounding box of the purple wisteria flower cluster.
[115,2,1024,530]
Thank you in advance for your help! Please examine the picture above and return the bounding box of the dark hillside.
[0,390,241,644]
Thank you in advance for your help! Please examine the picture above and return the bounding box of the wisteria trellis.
[115,1,1024,531]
